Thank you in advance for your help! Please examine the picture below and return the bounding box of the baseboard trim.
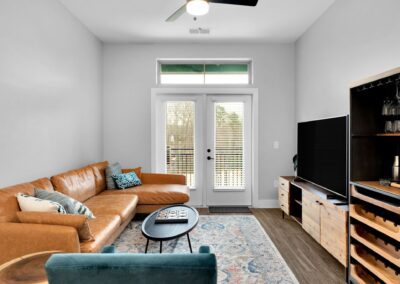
[187,200,279,208]
[252,199,279,208]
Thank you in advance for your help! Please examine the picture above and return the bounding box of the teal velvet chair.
[45,246,217,284]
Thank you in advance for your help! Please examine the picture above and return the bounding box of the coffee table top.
[142,205,199,241]
[0,251,60,284]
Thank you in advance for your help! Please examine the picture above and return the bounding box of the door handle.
[207,156,214,160]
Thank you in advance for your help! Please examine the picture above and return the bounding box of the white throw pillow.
[16,193,66,214]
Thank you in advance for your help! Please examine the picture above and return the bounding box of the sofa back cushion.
[0,178,54,223]
[51,166,97,203]
[88,161,109,194]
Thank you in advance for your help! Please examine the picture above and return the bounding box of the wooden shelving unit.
[349,67,400,284]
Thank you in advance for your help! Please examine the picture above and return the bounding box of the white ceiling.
[59,0,335,43]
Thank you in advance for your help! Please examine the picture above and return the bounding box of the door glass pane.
[214,102,245,189]
[166,101,195,188]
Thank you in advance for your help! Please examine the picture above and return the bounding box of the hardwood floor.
[197,208,346,284]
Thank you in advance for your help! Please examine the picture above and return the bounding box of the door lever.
[207,156,214,160]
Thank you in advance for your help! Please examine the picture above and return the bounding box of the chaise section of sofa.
[101,172,190,213]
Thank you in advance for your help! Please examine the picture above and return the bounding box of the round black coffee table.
[141,205,199,253]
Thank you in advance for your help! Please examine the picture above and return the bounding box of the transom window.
[158,60,252,85]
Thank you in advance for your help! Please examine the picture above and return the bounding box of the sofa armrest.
[0,222,80,265]
[140,173,186,185]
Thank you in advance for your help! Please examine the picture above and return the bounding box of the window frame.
[156,59,253,86]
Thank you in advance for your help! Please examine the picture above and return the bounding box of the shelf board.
[375,133,400,137]
[290,215,302,225]
[294,199,302,206]
[352,181,400,199]
[352,133,400,137]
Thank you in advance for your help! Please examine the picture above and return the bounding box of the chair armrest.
[141,173,186,185]
[0,222,80,265]
[101,246,115,254]
[199,246,210,254]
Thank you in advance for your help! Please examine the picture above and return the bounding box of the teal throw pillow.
[105,162,122,189]
[112,172,142,189]
[34,188,95,219]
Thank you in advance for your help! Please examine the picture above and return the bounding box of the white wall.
[102,43,296,206]
[0,0,103,187]
[296,0,400,122]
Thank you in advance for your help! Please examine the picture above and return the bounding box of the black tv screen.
[297,116,348,198]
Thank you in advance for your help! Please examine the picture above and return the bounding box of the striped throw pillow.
[34,188,95,219]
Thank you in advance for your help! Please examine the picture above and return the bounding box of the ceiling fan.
[166,0,259,22]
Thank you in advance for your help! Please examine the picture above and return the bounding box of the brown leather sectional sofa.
[0,161,189,265]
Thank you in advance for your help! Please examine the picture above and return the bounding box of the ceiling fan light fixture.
[186,0,210,16]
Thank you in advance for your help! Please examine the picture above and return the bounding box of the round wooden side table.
[0,251,61,284]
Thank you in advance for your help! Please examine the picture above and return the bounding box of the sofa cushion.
[35,189,95,219]
[51,166,97,203]
[84,194,138,222]
[0,178,53,223]
[16,212,94,242]
[101,184,189,205]
[88,161,109,194]
[80,215,121,253]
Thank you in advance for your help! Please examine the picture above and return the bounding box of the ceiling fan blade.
[209,0,258,6]
[166,4,187,22]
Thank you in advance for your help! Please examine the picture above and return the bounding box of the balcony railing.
[166,147,244,189]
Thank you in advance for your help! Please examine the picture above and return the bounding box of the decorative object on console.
[112,172,142,189]
[34,189,95,219]
[292,154,298,176]
[16,193,66,214]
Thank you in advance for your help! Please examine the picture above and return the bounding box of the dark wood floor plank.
[197,208,345,284]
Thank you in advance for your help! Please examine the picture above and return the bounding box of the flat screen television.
[297,116,348,198]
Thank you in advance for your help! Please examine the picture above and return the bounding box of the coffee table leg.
[160,241,162,253]
[145,238,149,253]
[187,233,193,253]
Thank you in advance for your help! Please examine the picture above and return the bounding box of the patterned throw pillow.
[112,172,142,189]
[34,188,95,219]
[16,193,66,214]
[105,162,122,189]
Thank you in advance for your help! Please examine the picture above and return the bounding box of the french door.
[206,95,252,206]
[153,93,252,206]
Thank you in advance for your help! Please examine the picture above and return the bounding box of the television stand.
[326,194,339,199]
[278,176,348,267]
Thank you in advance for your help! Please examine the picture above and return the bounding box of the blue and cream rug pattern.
[114,215,298,284]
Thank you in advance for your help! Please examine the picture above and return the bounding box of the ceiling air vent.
[189,28,210,35]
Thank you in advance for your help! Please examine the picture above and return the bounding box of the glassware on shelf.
[394,120,400,133]
[382,97,393,116]
[385,121,393,133]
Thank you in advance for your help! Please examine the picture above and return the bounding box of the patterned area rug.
[114,215,298,284]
